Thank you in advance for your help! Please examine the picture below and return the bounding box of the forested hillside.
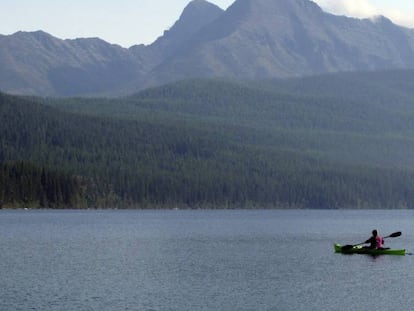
[3,70,414,209]
[0,161,85,209]
[49,71,414,169]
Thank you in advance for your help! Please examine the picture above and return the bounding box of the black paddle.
[341,231,402,251]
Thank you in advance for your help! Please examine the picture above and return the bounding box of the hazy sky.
[1,0,414,48]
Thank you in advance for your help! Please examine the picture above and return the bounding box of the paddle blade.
[388,231,402,238]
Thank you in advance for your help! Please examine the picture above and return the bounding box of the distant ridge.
[0,30,141,96]
[1,0,414,96]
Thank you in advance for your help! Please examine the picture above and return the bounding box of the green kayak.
[334,243,406,255]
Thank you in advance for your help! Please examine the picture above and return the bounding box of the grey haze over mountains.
[1,0,414,97]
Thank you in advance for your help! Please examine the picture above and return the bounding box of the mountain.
[129,0,224,78]
[0,1,221,96]
[2,0,414,96]
[0,31,143,96]
[147,0,224,60]
[147,0,414,86]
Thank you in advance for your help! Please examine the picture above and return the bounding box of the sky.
[1,0,414,48]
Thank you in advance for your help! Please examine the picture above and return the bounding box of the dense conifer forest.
[0,161,85,209]
[2,70,414,209]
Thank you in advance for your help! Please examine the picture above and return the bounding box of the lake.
[1,209,414,310]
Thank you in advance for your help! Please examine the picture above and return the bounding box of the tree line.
[0,161,86,209]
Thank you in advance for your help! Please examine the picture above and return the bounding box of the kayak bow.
[334,243,405,255]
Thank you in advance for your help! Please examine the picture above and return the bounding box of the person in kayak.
[365,229,385,249]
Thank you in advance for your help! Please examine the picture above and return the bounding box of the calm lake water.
[1,209,414,311]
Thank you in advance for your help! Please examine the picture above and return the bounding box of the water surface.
[1,209,413,310]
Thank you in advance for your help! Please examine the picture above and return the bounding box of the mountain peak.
[167,0,223,38]
[149,0,223,58]
[14,30,50,37]
[370,15,394,26]
[226,0,322,17]
[206,0,324,38]
[185,0,221,10]
[12,30,56,41]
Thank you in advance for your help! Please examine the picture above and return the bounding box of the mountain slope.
[149,0,224,59]
[47,69,414,170]
[0,31,145,96]
[0,1,223,96]
[128,0,224,78]
[2,0,414,96]
[147,0,414,86]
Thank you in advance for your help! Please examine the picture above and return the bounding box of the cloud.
[315,0,378,18]
[314,0,414,28]
[386,9,414,28]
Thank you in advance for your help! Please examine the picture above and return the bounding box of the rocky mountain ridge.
[1,0,414,96]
